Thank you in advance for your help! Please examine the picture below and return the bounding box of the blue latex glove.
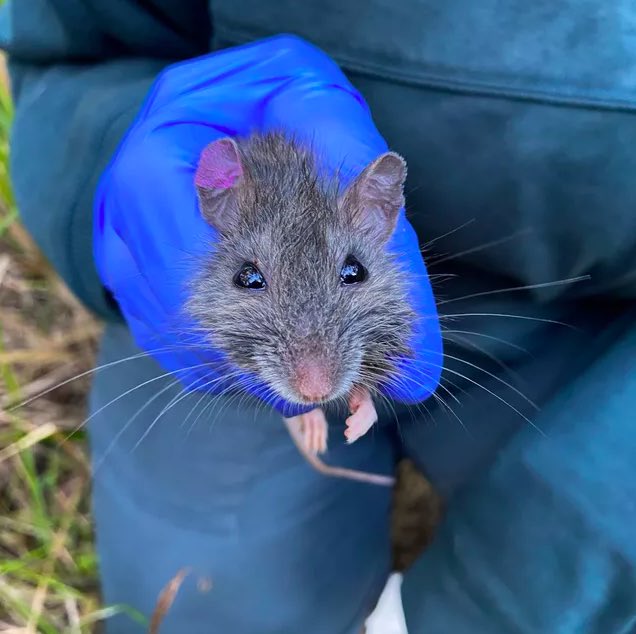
[93,34,442,418]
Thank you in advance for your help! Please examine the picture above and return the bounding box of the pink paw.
[345,387,377,444]
[287,408,328,455]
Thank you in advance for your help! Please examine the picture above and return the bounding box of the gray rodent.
[187,131,414,485]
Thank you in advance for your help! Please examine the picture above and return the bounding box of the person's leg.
[399,302,634,632]
[88,324,397,634]
[396,283,629,498]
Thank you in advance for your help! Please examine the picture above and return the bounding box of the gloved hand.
[93,34,442,418]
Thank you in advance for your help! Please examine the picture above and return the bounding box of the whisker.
[431,390,471,436]
[433,378,462,407]
[219,378,260,428]
[420,218,476,249]
[436,312,576,329]
[204,376,258,431]
[370,384,400,428]
[387,363,469,400]
[132,371,241,450]
[373,372,437,431]
[425,360,545,436]
[441,352,538,411]
[6,344,210,411]
[429,228,532,266]
[91,377,183,474]
[59,362,216,446]
[133,384,193,450]
[180,370,243,435]
[437,275,590,305]
[442,328,530,355]
[193,379,249,435]
[444,333,525,386]
[384,374,436,428]
[185,392,219,437]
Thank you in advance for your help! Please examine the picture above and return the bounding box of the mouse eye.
[340,256,367,286]
[234,262,266,290]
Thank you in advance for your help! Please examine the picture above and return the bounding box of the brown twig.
[149,568,190,634]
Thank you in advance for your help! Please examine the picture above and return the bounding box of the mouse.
[187,131,415,485]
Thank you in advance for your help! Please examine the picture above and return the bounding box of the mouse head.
[188,132,415,407]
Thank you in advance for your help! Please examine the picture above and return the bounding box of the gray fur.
[186,131,415,406]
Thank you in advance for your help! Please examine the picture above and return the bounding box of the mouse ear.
[340,152,407,241]
[195,137,244,232]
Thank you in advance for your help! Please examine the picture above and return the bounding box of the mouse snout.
[293,356,334,403]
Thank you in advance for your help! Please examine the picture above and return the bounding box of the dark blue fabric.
[402,308,636,634]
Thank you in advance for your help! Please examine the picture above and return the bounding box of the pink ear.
[195,138,243,191]
[195,138,244,232]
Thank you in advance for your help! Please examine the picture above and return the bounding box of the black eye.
[234,262,266,290]
[340,256,367,286]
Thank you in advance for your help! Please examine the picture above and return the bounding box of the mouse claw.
[345,386,377,444]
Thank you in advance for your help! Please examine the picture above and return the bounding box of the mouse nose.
[293,357,333,403]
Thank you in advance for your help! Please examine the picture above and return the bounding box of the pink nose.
[294,357,333,402]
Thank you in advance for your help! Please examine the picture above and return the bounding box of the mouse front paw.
[286,408,329,455]
[345,386,377,444]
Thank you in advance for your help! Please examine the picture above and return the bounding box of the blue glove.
[93,34,442,418]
